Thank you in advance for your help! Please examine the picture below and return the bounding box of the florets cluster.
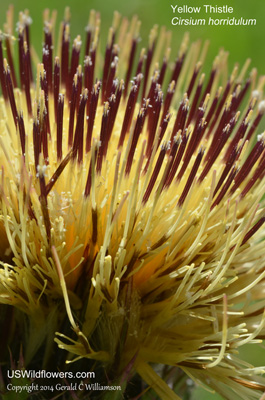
[0,6,265,400]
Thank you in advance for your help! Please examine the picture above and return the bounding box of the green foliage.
[0,0,264,72]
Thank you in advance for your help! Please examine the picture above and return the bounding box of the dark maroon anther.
[107,81,123,138]
[102,95,116,158]
[125,105,148,176]
[72,91,88,164]
[40,108,49,164]
[246,108,265,142]
[18,29,25,89]
[181,118,206,174]
[163,137,180,189]
[85,26,92,57]
[84,56,93,108]
[124,38,137,98]
[68,76,78,148]
[142,145,167,204]
[214,146,239,197]
[186,75,204,125]
[234,78,251,112]
[227,84,242,121]
[118,74,142,148]
[204,109,237,165]
[53,57,60,122]
[102,28,115,103]
[157,56,168,88]
[158,113,171,148]
[207,81,232,136]
[68,36,82,99]
[199,124,231,183]
[84,162,92,198]
[61,24,70,89]
[43,26,53,92]
[76,67,83,114]
[5,34,17,88]
[239,149,265,198]
[211,166,238,209]
[18,113,26,157]
[135,49,145,77]
[170,52,186,89]
[205,88,222,139]
[84,57,91,89]
[213,103,235,140]
[57,94,64,161]
[231,138,265,194]
[193,100,207,130]
[91,208,98,244]
[110,43,119,64]
[108,79,118,102]
[33,119,40,171]
[89,46,97,84]
[96,104,110,173]
[171,96,189,140]
[178,147,204,206]
[146,90,163,157]
[146,73,159,106]
[23,43,32,115]
[161,81,175,124]
[27,201,37,221]
[42,48,48,74]
[177,129,198,181]
[40,69,51,135]
[259,166,265,182]
[4,64,18,126]
[46,150,72,195]
[142,37,156,99]
[169,131,189,183]
[24,15,33,83]
[86,81,101,153]
[223,113,251,162]
[241,217,265,246]
[85,145,98,197]
[186,63,201,99]
[38,169,51,240]
[0,39,8,100]
[199,66,217,107]
[104,56,118,102]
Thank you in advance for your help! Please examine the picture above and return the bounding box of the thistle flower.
[1,6,265,400]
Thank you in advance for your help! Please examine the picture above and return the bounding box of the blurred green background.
[0,0,265,399]
[0,0,265,73]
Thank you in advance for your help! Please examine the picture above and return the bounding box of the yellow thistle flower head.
[1,5,265,400]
